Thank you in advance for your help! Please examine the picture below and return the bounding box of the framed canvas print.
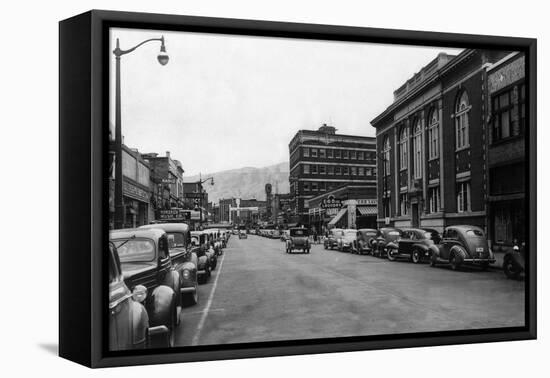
[59,10,537,368]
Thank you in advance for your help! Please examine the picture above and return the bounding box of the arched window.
[399,126,408,170]
[382,135,391,176]
[412,119,423,179]
[428,107,439,159]
[455,91,470,149]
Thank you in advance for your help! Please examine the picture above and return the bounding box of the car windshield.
[113,239,155,263]
[388,231,400,236]
[466,229,484,237]
[290,229,308,236]
[345,231,356,237]
[167,232,186,249]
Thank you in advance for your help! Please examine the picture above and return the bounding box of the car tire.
[387,248,396,261]
[503,257,521,279]
[411,249,422,264]
[450,247,466,271]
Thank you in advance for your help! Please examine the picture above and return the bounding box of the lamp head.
[157,36,169,66]
[210,178,215,186]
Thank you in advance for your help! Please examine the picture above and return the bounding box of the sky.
[110,28,463,177]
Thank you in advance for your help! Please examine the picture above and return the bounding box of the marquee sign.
[321,195,343,210]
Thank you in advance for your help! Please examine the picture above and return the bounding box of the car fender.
[450,245,467,262]
[427,244,440,257]
[146,285,176,328]
[385,241,398,251]
[412,243,430,252]
[130,300,149,347]
[162,269,182,300]
[504,252,524,267]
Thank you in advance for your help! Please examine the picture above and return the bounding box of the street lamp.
[113,36,168,229]
[197,175,214,229]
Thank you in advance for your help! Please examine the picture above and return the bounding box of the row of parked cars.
[325,225,497,271]
[108,224,230,350]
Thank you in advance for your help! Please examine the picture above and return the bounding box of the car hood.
[121,261,156,279]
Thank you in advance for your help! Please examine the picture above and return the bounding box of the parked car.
[324,228,344,250]
[286,227,310,253]
[385,228,441,263]
[503,241,526,280]
[140,223,198,306]
[191,231,214,283]
[239,230,248,239]
[108,242,170,350]
[430,225,495,270]
[205,228,223,255]
[337,229,357,252]
[354,228,378,255]
[372,228,402,257]
[110,228,181,346]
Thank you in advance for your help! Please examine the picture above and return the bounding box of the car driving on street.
[324,228,344,250]
[286,227,310,254]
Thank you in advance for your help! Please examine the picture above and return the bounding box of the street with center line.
[175,233,524,347]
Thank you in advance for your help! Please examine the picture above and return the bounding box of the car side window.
[158,236,169,259]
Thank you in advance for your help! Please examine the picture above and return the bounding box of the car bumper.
[463,258,496,264]
[197,269,207,276]
[180,286,196,294]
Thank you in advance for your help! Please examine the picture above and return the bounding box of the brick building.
[486,52,526,248]
[288,124,377,225]
[371,50,510,233]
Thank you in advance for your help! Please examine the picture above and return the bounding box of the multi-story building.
[486,52,526,248]
[371,49,509,233]
[288,124,377,225]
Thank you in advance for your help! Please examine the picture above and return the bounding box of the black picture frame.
[59,9,537,368]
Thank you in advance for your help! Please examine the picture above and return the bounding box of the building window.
[319,165,326,175]
[366,168,372,176]
[327,165,334,175]
[358,167,364,176]
[303,147,310,157]
[335,166,341,175]
[399,193,408,216]
[399,126,408,170]
[311,165,318,174]
[319,182,326,191]
[412,119,423,179]
[327,149,333,159]
[343,150,349,159]
[492,89,513,142]
[455,91,470,150]
[312,182,318,191]
[383,135,391,176]
[311,149,318,158]
[350,150,357,159]
[428,186,440,213]
[303,183,310,192]
[303,164,310,174]
[456,181,470,213]
[335,149,341,159]
[351,166,357,176]
[343,166,349,175]
[428,108,439,159]
[319,149,326,158]
[358,151,364,160]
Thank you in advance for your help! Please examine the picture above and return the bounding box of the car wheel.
[324,243,328,250]
[411,249,422,264]
[450,254,460,271]
[429,254,437,267]
[503,258,521,279]
[387,248,396,261]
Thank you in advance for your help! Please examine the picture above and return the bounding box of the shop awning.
[328,207,347,226]
[357,206,377,216]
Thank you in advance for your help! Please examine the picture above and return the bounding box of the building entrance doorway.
[411,203,419,227]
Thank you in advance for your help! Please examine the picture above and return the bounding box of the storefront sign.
[161,178,176,184]
[157,209,191,221]
[356,199,377,206]
[321,195,343,209]
[123,180,150,203]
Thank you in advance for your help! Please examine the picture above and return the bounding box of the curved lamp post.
[113,36,168,229]
[197,174,214,228]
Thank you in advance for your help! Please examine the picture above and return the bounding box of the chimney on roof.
[166,151,170,158]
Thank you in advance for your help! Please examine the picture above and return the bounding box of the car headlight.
[132,285,147,303]
[182,269,190,279]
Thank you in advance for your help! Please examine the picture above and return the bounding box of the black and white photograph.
[106,26,528,351]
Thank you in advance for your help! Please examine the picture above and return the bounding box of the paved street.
[176,234,525,347]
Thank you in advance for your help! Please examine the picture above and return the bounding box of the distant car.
[108,242,170,350]
[110,228,180,346]
[191,231,215,283]
[239,230,248,239]
[286,228,310,253]
[430,225,495,270]
[385,228,441,263]
[140,223,199,305]
[372,228,402,257]
[324,228,344,250]
[205,228,223,255]
[249,229,257,235]
[280,230,290,242]
[232,229,239,235]
[337,229,357,252]
[354,228,378,255]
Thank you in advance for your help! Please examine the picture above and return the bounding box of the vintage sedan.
[372,228,402,257]
[108,242,171,350]
[140,223,199,306]
[239,230,248,239]
[191,231,215,282]
[430,225,495,270]
[337,229,357,252]
[110,228,181,346]
[324,228,344,250]
[286,227,310,253]
[205,228,223,255]
[354,228,378,255]
[385,228,441,263]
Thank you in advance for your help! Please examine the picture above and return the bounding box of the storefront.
[122,178,150,229]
